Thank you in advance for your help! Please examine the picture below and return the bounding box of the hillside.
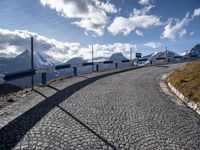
[169,61,200,107]
[109,52,128,62]
[184,44,200,57]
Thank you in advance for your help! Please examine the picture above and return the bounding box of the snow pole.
[130,47,133,66]
[31,37,34,90]
[92,45,94,71]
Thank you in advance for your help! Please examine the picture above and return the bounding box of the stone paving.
[0,64,200,149]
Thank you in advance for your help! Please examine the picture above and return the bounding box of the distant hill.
[66,57,87,65]
[109,52,128,62]
[0,57,13,73]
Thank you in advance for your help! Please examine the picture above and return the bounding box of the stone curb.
[162,73,200,115]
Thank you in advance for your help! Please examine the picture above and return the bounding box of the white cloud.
[190,32,194,35]
[40,0,118,36]
[161,13,191,40]
[138,0,152,5]
[79,43,136,61]
[179,29,187,37]
[193,7,200,17]
[0,28,135,62]
[97,1,118,13]
[108,6,161,35]
[143,42,161,49]
[135,30,143,36]
[0,28,81,62]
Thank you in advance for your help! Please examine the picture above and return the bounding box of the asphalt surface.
[0,63,200,149]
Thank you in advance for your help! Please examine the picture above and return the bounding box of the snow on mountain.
[109,52,128,62]
[138,50,181,65]
[151,50,180,64]
[0,50,55,74]
[35,52,56,68]
[180,50,189,56]
[0,28,135,63]
[142,52,158,65]
[183,44,200,57]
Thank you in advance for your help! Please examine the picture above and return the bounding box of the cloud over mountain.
[0,28,136,63]
[143,42,161,49]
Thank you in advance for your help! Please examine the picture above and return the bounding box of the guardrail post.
[115,63,118,69]
[96,64,99,72]
[73,67,77,76]
[42,72,47,85]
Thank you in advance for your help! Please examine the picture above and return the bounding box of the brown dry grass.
[169,60,200,107]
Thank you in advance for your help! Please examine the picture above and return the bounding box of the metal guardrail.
[0,60,133,85]
[1,56,196,86]
[55,64,71,70]
[4,70,35,82]
[121,60,130,63]
[138,58,148,62]
[82,62,94,66]
[156,57,166,60]
[174,56,182,59]
[103,61,113,64]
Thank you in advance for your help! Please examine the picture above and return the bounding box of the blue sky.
[0,0,200,61]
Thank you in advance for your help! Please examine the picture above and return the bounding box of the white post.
[130,47,133,66]
[92,45,94,71]
[166,46,168,64]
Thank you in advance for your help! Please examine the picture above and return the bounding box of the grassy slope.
[169,60,200,107]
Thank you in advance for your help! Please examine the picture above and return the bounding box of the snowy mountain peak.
[35,53,55,68]
[66,57,87,65]
[180,44,200,57]
[109,53,128,62]
[0,50,55,74]
[16,49,30,59]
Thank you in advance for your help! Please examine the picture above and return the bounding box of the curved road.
[1,64,200,149]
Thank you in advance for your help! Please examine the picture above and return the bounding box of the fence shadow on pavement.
[0,67,138,149]
[156,65,170,68]
[57,105,117,149]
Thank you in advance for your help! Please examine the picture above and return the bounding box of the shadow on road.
[156,65,170,68]
[46,85,60,91]
[58,105,117,149]
[0,67,137,149]
[33,90,48,99]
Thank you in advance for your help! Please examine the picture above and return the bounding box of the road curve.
[0,63,200,149]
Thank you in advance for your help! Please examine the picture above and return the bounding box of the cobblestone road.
[0,64,200,149]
